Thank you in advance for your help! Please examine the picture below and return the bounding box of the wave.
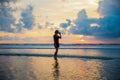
[0,53,120,60]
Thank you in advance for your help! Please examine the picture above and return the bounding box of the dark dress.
[53,35,60,48]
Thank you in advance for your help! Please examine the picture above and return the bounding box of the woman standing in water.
[53,30,62,58]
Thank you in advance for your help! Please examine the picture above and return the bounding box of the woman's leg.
[54,48,58,57]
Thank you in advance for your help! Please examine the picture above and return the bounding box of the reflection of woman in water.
[53,57,59,80]
[53,30,61,57]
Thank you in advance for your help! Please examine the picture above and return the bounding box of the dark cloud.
[0,0,21,33]
[14,23,23,32]
[68,7,120,39]
[98,0,120,16]
[68,0,120,39]
[0,0,16,4]
[69,9,97,35]
[97,16,120,38]
[71,9,91,35]
[20,5,34,29]
[0,5,16,32]
[60,19,71,28]
[0,4,35,33]
[92,0,120,38]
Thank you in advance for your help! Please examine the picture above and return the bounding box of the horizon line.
[0,43,120,45]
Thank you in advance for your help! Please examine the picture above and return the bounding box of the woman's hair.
[55,30,59,34]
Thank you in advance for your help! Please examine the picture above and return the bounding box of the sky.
[0,0,120,44]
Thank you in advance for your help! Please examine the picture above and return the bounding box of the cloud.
[0,36,20,41]
[65,0,120,39]
[0,5,16,32]
[60,19,71,28]
[0,1,34,33]
[0,35,35,42]
[0,0,16,4]
[38,24,42,29]
[45,22,54,27]
[98,0,120,16]
[68,7,120,39]
[69,9,96,35]
[0,1,35,33]
[96,16,120,38]
[20,5,35,30]
[0,36,12,40]
[0,0,22,33]
[68,0,120,39]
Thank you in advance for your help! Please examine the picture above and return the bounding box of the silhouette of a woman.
[53,30,61,57]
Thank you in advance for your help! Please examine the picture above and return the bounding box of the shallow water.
[0,56,120,80]
[0,48,120,60]
[0,44,120,80]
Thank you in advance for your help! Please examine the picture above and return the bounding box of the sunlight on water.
[0,56,108,80]
[0,56,120,80]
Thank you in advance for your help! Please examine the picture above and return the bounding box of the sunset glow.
[0,0,120,44]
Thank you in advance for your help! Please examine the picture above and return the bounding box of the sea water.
[0,44,120,80]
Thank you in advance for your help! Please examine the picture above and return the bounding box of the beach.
[0,44,120,80]
[0,0,120,79]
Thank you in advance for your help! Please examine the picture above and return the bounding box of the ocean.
[0,44,120,80]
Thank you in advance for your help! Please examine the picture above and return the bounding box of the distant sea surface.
[0,44,120,49]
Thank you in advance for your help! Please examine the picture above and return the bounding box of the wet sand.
[0,55,120,80]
